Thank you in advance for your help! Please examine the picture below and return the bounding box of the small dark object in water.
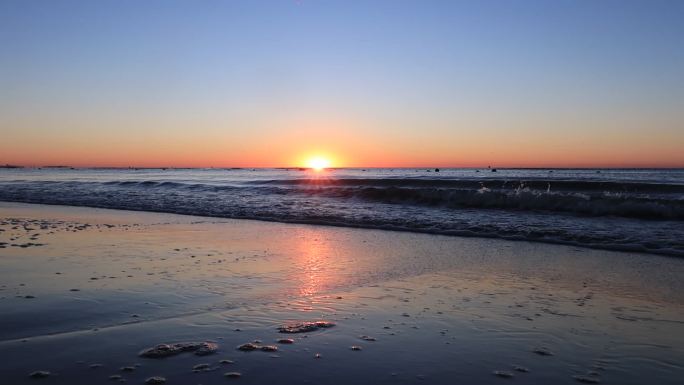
[492,168,497,172]
[139,342,218,358]
[145,376,166,384]
[29,370,51,378]
[277,338,294,344]
[493,370,514,378]
[573,375,601,383]
[314,353,322,359]
[224,372,241,378]
[435,168,440,172]
[277,321,335,333]
[532,347,553,356]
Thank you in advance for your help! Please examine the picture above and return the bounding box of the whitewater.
[1,167,682,256]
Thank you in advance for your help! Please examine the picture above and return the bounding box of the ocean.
[1,167,682,256]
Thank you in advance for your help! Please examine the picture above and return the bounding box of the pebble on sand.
[532,347,554,356]
[277,321,335,333]
[145,376,166,384]
[28,370,51,379]
[237,343,259,351]
[192,363,211,372]
[277,338,295,344]
[260,345,278,352]
[493,370,515,379]
[139,342,218,358]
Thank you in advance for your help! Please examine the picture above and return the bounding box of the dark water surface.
[1,167,683,256]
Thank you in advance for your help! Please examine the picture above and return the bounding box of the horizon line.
[3,164,684,170]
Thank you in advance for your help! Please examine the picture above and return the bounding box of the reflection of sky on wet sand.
[294,228,330,298]
[1,203,684,384]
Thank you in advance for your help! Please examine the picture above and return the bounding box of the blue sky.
[1,0,682,167]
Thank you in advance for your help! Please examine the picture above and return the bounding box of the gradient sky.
[1,0,683,168]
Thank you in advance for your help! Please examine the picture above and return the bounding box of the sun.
[306,156,331,171]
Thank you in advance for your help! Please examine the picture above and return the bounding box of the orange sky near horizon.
[2,102,682,168]
[3,125,683,169]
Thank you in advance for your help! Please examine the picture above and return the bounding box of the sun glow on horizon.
[305,156,331,171]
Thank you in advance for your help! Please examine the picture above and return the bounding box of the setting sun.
[306,156,331,171]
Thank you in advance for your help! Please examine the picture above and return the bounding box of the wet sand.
[1,201,683,384]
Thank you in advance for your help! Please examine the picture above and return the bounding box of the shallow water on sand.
[1,202,683,384]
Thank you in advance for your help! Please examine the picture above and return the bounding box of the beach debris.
[573,375,601,383]
[225,371,242,378]
[277,321,335,333]
[532,347,554,356]
[28,370,51,378]
[139,342,218,358]
[493,370,515,378]
[277,338,294,344]
[145,376,166,384]
[350,345,363,351]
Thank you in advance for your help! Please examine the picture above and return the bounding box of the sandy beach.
[0,201,682,384]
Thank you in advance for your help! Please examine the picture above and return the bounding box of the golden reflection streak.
[293,229,333,298]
